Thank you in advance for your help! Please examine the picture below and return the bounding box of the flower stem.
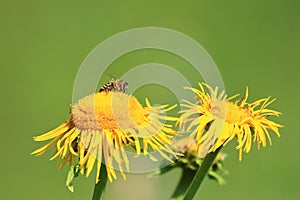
[92,163,107,200]
[183,147,222,200]
[170,168,196,200]
[170,147,222,200]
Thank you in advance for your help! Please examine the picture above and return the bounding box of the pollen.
[224,102,250,124]
[71,92,148,131]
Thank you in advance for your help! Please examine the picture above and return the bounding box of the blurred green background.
[1,0,299,199]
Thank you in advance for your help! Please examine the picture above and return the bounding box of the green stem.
[170,147,222,200]
[92,163,108,200]
[170,168,196,200]
[183,147,222,200]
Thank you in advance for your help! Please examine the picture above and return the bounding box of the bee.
[99,74,128,93]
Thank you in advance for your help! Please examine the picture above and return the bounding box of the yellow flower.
[32,92,178,183]
[179,82,282,160]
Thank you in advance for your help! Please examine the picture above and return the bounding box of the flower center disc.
[71,92,148,131]
[211,100,249,124]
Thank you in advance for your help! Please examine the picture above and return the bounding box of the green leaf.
[186,163,197,171]
[66,166,75,192]
[194,157,202,166]
[208,171,227,186]
[179,157,189,164]
[65,163,80,192]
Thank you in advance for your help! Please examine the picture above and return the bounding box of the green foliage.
[152,151,228,186]
[66,163,81,192]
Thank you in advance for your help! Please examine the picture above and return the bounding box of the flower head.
[179,82,282,160]
[32,92,178,183]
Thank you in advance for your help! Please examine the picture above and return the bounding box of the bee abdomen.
[99,81,114,93]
